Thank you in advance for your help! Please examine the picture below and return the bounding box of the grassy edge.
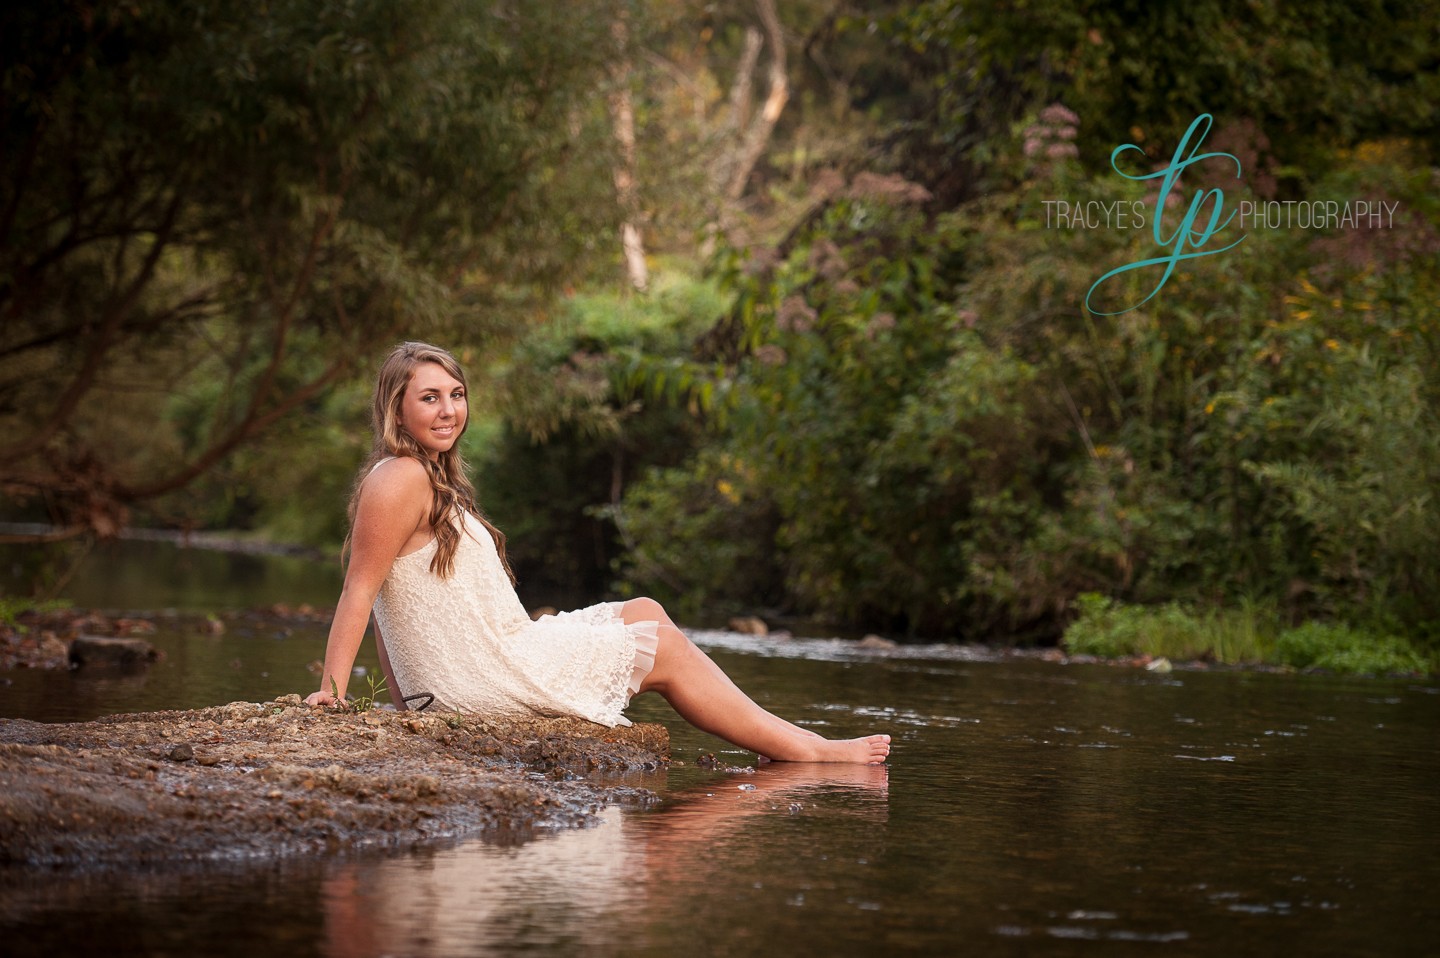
[1062,593,1435,676]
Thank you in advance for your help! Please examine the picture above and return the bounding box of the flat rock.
[68,635,160,669]
[0,697,668,867]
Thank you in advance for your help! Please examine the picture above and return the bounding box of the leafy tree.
[0,0,623,540]
[474,275,728,603]
[603,29,1440,643]
[880,0,1438,195]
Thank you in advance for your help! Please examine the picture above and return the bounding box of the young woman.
[304,341,891,764]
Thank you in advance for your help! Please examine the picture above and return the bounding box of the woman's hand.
[304,689,345,709]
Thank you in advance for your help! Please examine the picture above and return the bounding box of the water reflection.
[0,538,342,613]
[319,763,889,957]
[2,611,1437,956]
[324,811,649,958]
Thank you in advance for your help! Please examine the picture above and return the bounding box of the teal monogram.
[1085,114,1246,315]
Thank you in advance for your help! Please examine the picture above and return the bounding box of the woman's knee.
[621,596,671,628]
[629,601,696,693]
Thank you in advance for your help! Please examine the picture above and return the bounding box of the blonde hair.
[347,341,515,583]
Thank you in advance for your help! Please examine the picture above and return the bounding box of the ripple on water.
[812,702,981,728]
[688,629,1004,665]
[995,924,1191,943]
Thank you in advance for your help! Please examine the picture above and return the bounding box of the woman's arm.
[305,459,430,707]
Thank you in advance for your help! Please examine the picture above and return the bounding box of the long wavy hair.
[347,341,515,583]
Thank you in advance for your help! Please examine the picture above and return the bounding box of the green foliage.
[879,0,1439,196]
[0,596,71,629]
[496,271,728,445]
[326,672,392,712]
[609,80,1439,650]
[151,373,370,546]
[603,449,783,621]
[1064,596,1432,674]
[1,0,624,537]
[9,0,1435,674]
[1063,594,1276,664]
[347,672,390,712]
[475,270,725,600]
[1274,622,1431,676]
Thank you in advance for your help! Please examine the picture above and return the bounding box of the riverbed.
[1,540,1437,955]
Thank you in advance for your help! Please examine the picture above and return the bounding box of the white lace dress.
[371,511,659,728]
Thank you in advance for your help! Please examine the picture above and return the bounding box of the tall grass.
[1063,593,1433,675]
[1063,594,1275,664]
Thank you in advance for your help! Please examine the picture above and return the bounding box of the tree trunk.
[702,0,790,258]
[722,0,788,203]
[609,13,649,292]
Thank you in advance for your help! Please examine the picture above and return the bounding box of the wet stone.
[69,635,160,669]
[0,701,669,867]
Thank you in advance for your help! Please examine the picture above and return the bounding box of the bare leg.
[624,598,890,764]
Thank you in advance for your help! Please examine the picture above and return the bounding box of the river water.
[2,542,1438,956]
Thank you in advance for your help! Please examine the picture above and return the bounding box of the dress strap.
[368,456,398,475]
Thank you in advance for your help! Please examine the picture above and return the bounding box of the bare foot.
[830,734,891,765]
[769,734,890,765]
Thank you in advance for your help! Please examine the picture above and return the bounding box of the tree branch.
[0,115,46,252]
[726,26,764,135]
[0,283,221,362]
[115,358,352,501]
[0,187,186,461]
[239,167,349,442]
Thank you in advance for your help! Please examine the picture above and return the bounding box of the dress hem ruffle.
[610,600,660,699]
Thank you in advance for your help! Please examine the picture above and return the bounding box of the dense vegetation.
[1,0,623,541]
[4,1,1436,671]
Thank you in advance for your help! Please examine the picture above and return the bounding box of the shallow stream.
[1,541,1437,955]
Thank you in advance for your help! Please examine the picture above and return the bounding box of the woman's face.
[400,361,467,459]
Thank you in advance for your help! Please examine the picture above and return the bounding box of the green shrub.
[607,449,784,621]
[1063,593,1276,663]
[1274,622,1431,675]
[1065,593,1202,659]
[0,596,71,628]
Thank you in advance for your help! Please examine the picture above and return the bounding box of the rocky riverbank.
[0,698,668,868]
[0,604,326,671]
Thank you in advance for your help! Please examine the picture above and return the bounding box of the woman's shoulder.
[368,454,428,478]
[360,456,432,505]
